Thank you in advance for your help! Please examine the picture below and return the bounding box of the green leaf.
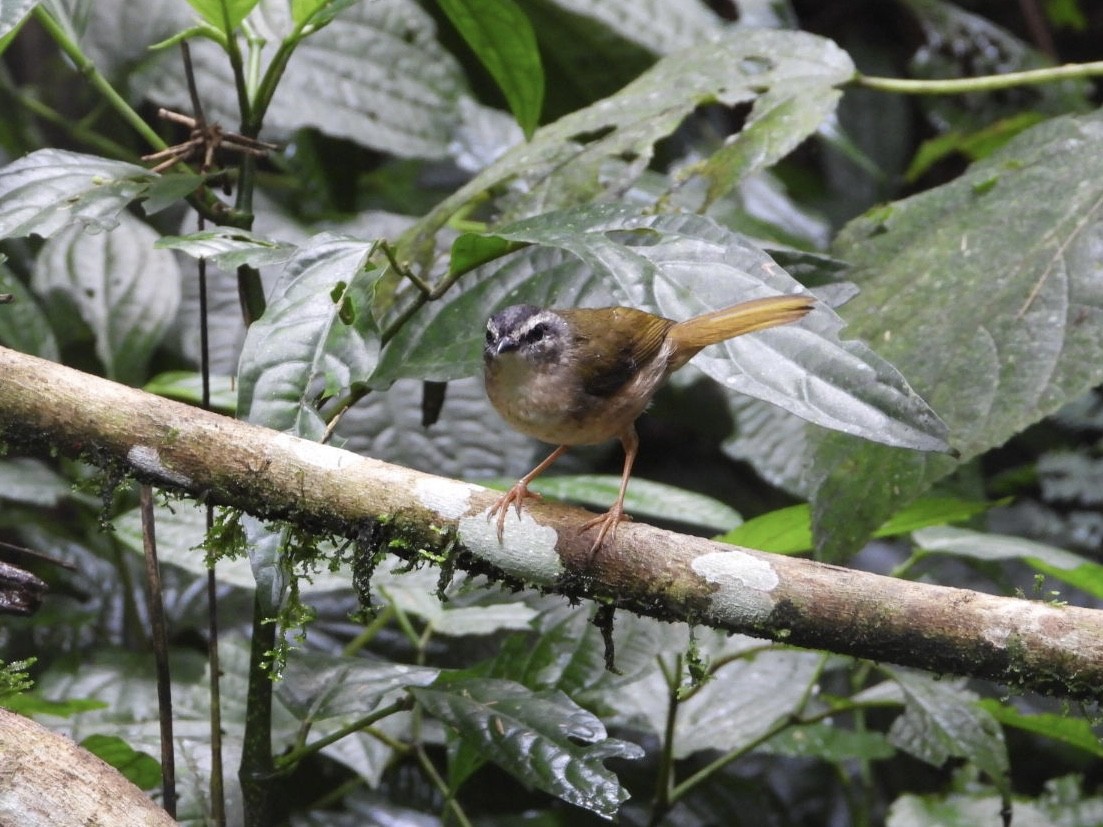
[382,204,949,453]
[765,722,896,761]
[977,699,1103,758]
[143,371,238,413]
[185,0,259,34]
[79,733,162,790]
[812,110,1103,559]
[0,149,158,240]
[721,497,996,554]
[31,212,181,384]
[406,27,854,248]
[671,649,823,758]
[236,233,381,437]
[913,525,1103,599]
[518,475,742,532]
[0,458,73,507]
[277,651,436,722]
[156,228,297,269]
[435,0,543,138]
[0,262,58,360]
[1,695,108,717]
[411,676,643,818]
[905,113,1047,182]
[141,171,206,214]
[885,669,1010,799]
[686,74,849,209]
[291,0,360,27]
[485,610,671,701]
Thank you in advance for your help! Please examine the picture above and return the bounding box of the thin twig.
[140,485,176,818]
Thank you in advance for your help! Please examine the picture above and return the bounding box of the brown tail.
[666,294,813,368]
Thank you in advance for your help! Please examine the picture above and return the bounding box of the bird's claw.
[579,504,632,555]
[488,483,542,543]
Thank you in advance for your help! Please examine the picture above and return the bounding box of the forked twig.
[141,108,278,174]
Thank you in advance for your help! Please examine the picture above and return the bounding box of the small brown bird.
[483,294,814,551]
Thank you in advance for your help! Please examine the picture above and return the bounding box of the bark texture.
[0,709,177,826]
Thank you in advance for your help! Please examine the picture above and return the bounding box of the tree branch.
[2,345,1102,700]
[0,709,176,826]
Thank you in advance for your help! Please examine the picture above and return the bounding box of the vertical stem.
[239,595,282,826]
[140,485,176,817]
[648,655,682,826]
[180,36,227,822]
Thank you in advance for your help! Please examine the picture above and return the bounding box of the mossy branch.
[2,345,1103,700]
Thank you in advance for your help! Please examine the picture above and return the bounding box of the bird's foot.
[579,503,632,555]
[488,482,542,542]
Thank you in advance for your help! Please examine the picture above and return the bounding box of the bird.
[482,293,814,553]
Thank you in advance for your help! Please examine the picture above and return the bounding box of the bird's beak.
[492,337,518,356]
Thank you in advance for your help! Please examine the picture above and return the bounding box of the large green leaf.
[380,204,949,452]
[0,149,159,240]
[404,27,854,250]
[672,649,823,759]
[885,669,1010,800]
[236,233,381,438]
[411,676,643,819]
[31,212,181,384]
[435,0,543,138]
[808,110,1103,559]
[913,525,1103,600]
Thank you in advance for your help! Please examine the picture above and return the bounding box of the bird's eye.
[485,327,494,343]
[526,323,547,343]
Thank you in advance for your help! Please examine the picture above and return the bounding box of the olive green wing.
[557,307,672,398]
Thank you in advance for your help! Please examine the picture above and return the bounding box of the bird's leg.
[579,427,638,554]
[490,445,570,542]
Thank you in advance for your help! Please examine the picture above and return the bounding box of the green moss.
[201,506,247,566]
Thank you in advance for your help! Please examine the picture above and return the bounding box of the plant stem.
[648,655,682,826]
[416,744,473,827]
[140,485,176,818]
[665,654,829,808]
[276,696,414,768]
[240,598,282,827]
[857,60,1103,94]
[31,7,168,152]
